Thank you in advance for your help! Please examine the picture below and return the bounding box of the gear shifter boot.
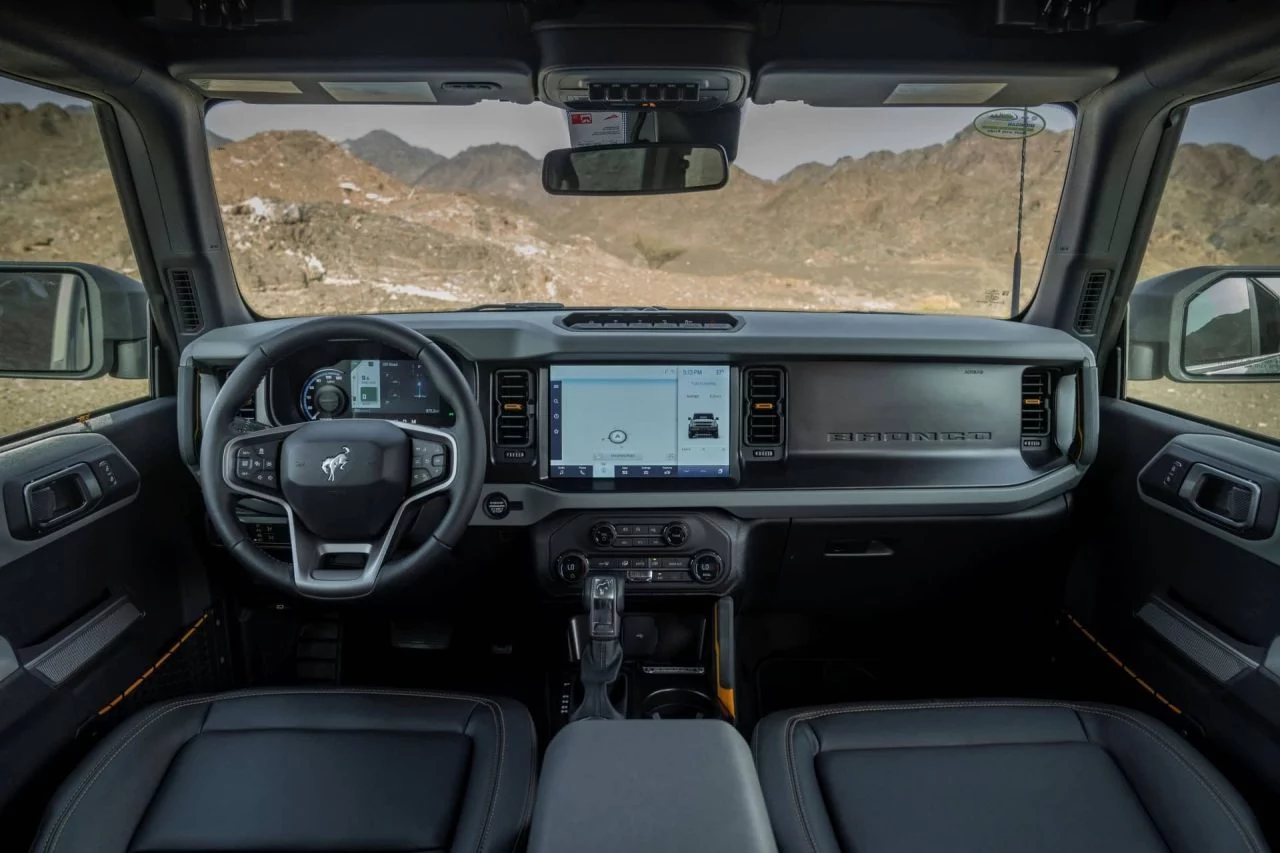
[570,638,625,721]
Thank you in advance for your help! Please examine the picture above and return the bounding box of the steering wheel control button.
[555,551,588,583]
[235,440,283,490]
[689,551,724,583]
[411,438,449,486]
[483,492,511,519]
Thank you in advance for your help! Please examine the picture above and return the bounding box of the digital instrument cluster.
[293,359,455,426]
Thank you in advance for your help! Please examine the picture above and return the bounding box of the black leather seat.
[754,699,1269,853]
[30,688,537,853]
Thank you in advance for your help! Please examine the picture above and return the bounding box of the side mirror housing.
[0,263,149,381]
[1128,266,1280,383]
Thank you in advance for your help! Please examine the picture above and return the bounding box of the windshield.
[206,102,1075,318]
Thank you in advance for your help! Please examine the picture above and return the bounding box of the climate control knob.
[689,550,724,584]
[555,551,589,583]
[662,521,690,547]
[589,522,617,547]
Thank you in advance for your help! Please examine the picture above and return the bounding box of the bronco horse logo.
[321,446,351,482]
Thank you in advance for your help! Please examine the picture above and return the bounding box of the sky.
[3,75,1278,180]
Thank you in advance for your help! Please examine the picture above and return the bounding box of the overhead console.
[533,11,752,112]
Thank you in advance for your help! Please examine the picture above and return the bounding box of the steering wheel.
[200,317,486,599]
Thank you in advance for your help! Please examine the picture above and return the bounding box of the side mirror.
[542,143,729,196]
[0,263,149,381]
[1129,266,1280,382]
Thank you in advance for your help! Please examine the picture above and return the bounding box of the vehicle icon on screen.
[688,413,720,439]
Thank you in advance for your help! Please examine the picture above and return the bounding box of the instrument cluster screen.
[549,365,731,479]
[299,359,454,425]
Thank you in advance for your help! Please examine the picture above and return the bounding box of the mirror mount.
[1129,266,1280,383]
[0,263,149,381]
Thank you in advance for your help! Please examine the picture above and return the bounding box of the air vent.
[1021,369,1053,440]
[561,311,740,332]
[1073,270,1110,334]
[744,367,785,450]
[167,269,203,334]
[493,369,534,448]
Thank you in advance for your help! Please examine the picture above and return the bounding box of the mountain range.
[2,101,1278,319]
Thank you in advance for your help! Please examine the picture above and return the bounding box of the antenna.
[1011,105,1029,318]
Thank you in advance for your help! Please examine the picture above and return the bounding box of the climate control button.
[555,551,589,583]
[590,522,617,547]
[689,550,724,584]
[661,522,690,547]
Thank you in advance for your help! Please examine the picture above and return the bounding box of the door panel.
[1070,398,1280,798]
[0,398,213,822]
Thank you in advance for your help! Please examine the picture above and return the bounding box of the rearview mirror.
[0,263,150,380]
[1129,266,1280,382]
[542,143,729,196]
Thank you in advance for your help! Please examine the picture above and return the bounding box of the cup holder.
[639,688,720,720]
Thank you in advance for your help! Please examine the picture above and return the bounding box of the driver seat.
[29,688,537,853]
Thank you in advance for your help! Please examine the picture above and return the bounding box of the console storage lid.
[528,719,778,853]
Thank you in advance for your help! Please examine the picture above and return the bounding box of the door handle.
[23,463,103,530]
[1177,463,1261,529]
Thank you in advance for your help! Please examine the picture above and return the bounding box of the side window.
[0,77,150,440]
[1126,82,1280,440]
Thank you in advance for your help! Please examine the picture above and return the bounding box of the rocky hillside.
[343,130,443,185]
[2,102,1279,319]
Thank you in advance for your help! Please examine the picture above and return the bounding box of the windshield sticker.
[973,109,1046,140]
[567,111,628,147]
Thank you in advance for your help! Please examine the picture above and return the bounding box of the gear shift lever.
[570,573,626,721]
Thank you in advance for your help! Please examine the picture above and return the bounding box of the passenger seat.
[753,699,1268,853]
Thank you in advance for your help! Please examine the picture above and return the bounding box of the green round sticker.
[973,109,1046,140]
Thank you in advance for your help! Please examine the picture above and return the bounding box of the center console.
[528,719,777,853]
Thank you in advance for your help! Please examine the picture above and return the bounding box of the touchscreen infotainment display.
[549,365,731,479]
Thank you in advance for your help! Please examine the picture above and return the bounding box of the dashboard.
[181,308,1099,529]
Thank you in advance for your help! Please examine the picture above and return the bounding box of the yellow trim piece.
[97,612,210,716]
[1065,613,1182,716]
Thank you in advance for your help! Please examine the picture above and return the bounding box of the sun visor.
[170,61,536,105]
[753,62,1117,107]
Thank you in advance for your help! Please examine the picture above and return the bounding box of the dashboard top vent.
[561,311,741,332]
[167,268,203,334]
[744,367,785,449]
[1073,270,1110,334]
[493,369,533,448]
[1020,369,1052,438]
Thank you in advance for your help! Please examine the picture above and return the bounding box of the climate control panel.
[538,513,737,595]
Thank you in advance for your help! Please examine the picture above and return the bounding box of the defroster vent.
[1073,270,1110,334]
[744,367,785,450]
[167,269,203,334]
[493,369,533,447]
[1020,369,1053,442]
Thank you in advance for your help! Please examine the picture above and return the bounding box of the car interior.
[2,0,1280,851]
